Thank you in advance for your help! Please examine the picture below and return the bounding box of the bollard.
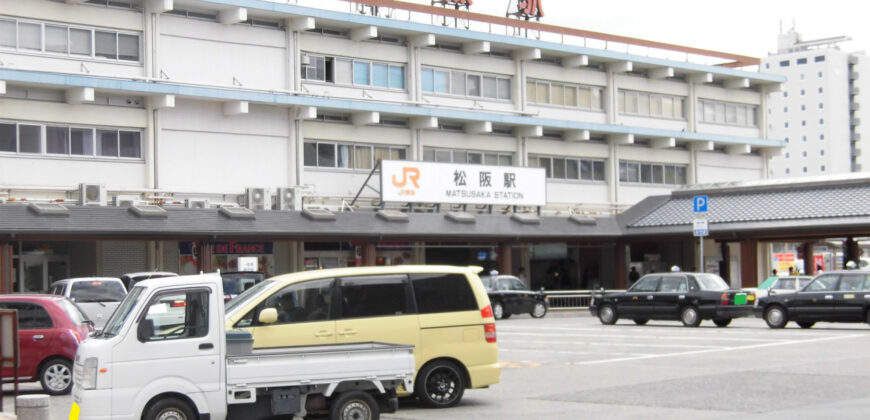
[15,395,49,420]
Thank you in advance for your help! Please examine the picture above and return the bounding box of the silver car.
[49,277,127,330]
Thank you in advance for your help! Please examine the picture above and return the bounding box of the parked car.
[478,274,548,319]
[120,271,178,290]
[755,270,870,329]
[746,275,814,301]
[224,265,500,408]
[590,271,756,327]
[0,294,94,395]
[49,277,127,330]
[220,271,266,301]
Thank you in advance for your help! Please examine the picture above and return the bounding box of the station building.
[0,0,785,293]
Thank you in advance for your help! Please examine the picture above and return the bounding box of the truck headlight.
[82,357,98,390]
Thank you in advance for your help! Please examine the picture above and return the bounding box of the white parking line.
[499,331,784,342]
[500,339,725,349]
[567,333,865,366]
[500,348,654,357]
[497,325,848,338]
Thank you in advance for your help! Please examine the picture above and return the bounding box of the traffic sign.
[693,219,709,237]
[693,195,708,213]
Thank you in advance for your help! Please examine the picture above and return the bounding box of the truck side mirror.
[258,307,278,324]
[137,319,155,342]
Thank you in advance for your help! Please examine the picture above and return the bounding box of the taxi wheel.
[680,306,701,327]
[865,309,870,326]
[797,322,815,329]
[598,304,618,325]
[39,358,72,395]
[144,397,196,420]
[530,302,548,318]
[633,319,648,325]
[713,318,732,327]
[764,305,788,329]
[493,302,505,320]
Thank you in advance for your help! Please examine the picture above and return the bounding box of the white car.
[49,277,127,330]
[745,275,814,301]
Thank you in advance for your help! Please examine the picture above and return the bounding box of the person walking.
[628,266,640,287]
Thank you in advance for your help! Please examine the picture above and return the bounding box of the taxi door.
[791,274,838,321]
[832,273,868,321]
[243,279,337,348]
[334,275,421,349]
[620,276,660,318]
[654,275,689,318]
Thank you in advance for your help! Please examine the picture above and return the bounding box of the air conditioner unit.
[79,184,107,206]
[245,188,270,210]
[300,54,311,66]
[276,187,295,210]
[185,198,210,209]
[113,195,140,207]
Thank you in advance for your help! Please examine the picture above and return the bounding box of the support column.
[803,241,815,274]
[195,241,213,273]
[497,243,512,275]
[412,242,426,264]
[844,237,859,268]
[362,243,377,266]
[614,242,627,289]
[719,241,730,282]
[740,240,758,288]
[0,241,12,294]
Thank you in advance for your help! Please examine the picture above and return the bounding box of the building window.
[783,91,788,98]
[785,168,790,174]
[303,140,406,169]
[818,87,823,93]
[803,167,807,173]
[800,74,805,80]
[0,120,141,158]
[0,17,140,62]
[529,155,605,181]
[423,147,513,166]
[820,118,825,125]
[301,54,405,90]
[801,105,806,111]
[818,72,823,78]
[527,79,603,110]
[802,135,807,142]
[797,58,807,65]
[785,122,789,128]
[619,90,685,119]
[784,106,788,113]
[819,103,824,109]
[801,120,806,126]
[802,151,807,158]
[779,60,790,67]
[820,150,825,156]
[421,67,511,100]
[821,165,825,172]
[618,161,686,185]
[765,63,770,69]
[815,56,825,62]
[820,134,825,141]
[800,89,805,96]
[785,137,789,143]
[785,152,790,159]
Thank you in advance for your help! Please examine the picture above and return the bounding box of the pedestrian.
[628,266,640,286]
[517,267,528,284]
[816,264,824,274]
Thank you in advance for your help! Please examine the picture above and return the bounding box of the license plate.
[734,293,747,305]
[69,402,80,420]
[747,294,755,301]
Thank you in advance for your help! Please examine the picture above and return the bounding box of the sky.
[400,0,867,59]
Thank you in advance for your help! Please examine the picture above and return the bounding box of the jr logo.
[392,167,420,189]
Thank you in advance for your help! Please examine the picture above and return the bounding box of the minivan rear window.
[411,273,478,314]
[70,281,126,302]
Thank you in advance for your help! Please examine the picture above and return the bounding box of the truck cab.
[71,273,414,420]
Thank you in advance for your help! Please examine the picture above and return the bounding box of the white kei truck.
[69,273,415,420]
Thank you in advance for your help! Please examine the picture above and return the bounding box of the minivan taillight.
[484,323,497,343]
[481,305,493,319]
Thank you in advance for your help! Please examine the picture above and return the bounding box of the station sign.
[380,160,547,206]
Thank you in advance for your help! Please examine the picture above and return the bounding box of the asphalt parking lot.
[5,312,870,419]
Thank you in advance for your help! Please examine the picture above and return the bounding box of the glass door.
[18,255,70,293]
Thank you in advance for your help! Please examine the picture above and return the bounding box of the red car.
[0,294,94,395]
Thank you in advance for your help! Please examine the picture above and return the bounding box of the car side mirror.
[258,307,278,324]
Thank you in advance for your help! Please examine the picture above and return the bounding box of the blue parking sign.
[693,195,708,213]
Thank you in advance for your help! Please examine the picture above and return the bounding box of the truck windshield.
[99,286,144,337]
[71,281,126,302]
[225,280,275,314]
[694,274,730,291]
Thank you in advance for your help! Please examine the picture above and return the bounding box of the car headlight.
[81,357,98,390]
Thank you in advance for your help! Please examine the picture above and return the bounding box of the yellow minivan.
[224,265,500,408]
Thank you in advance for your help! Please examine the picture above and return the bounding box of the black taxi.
[755,270,870,329]
[479,274,549,320]
[590,270,755,327]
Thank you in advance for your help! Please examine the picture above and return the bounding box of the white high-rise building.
[763,29,870,177]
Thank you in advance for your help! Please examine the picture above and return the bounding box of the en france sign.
[380,160,547,206]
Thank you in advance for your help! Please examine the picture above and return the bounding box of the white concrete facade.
[763,30,869,177]
[0,0,783,213]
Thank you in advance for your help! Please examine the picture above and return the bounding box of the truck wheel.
[598,304,618,325]
[492,302,505,320]
[415,360,465,408]
[39,358,72,395]
[713,318,732,327]
[680,306,701,327]
[144,397,196,420]
[530,302,548,318]
[764,306,788,329]
[330,391,379,420]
